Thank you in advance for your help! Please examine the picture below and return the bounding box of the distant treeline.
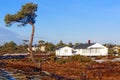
[0,40,118,54]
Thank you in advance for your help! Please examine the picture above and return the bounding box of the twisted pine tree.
[4,3,39,68]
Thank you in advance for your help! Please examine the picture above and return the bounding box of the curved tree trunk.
[28,23,41,70]
[29,23,36,63]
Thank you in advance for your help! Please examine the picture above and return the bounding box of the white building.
[39,46,46,52]
[27,46,46,52]
[56,43,108,57]
[56,46,74,56]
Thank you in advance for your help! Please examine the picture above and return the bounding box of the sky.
[0,0,120,45]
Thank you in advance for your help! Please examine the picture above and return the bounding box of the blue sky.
[0,0,120,44]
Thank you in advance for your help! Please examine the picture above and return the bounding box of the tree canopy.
[68,42,73,47]
[0,41,17,53]
[4,2,37,26]
[56,40,66,48]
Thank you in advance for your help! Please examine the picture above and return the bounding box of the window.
[91,49,96,53]
[64,49,68,52]
[82,49,89,54]
[90,48,101,53]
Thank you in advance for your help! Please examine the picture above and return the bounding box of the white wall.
[80,48,108,56]
[80,43,108,56]
[56,43,108,57]
[56,47,73,56]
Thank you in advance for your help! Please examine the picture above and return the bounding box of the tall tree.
[68,42,73,47]
[1,41,17,53]
[23,39,29,45]
[74,43,79,47]
[56,40,66,48]
[4,3,38,67]
[45,42,55,52]
[38,40,45,47]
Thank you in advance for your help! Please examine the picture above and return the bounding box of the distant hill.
[0,27,22,44]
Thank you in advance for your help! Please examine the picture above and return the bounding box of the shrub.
[67,55,92,63]
[35,58,42,62]
[50,52,55,56]
[50,56,56,61]
[95,56,103,60]
[107,54,115,59]
[56,59,66,64]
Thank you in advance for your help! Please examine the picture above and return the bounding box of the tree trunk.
[28,24,36,63]
[28,23,42,70]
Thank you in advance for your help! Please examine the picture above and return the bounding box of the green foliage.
[94,56,107,60]
[107,54,116,59]
[68,42,73,47]
[45,42,55,52]
[50,56,56,61]
[56,40,66,48]
[35,58,42,62]
[4,3,38,64]
[117,53,120,56]
[37,40,56,52]
[50,52,56,56]
[108,48,114,54]
[0,41,17,53]
[56,59,66,64]
[0,41,28,53]
[4,2,37,26]
[74,43,80,47]
[16,45,28,53]
[55,55,92,64]
[104,44,116,48]
[38,40,45,47]
[67,55,92,63]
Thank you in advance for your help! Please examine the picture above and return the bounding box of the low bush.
[94,56,106,60]
[35,58,42,62]
[107,54,115,59]
[56,59,66,64]
[67,55,92,63]
[55,55,93,64]
[50,56,57,61]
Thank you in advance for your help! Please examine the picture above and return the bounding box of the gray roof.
[74,43,95,49]
[56,46,73,50]
[56,46,64,50]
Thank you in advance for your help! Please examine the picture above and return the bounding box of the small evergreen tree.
[56,40,66,48]
[68,42,73,47]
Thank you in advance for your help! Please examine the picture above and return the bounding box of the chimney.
[88,40,91,44]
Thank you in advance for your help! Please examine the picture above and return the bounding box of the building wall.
[56,43,108,57]
[56,47,73,56]
[80,48,108,56]
[39,46,46,52]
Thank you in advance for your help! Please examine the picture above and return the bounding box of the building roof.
[56,46,64,50]
[112,46,120,49]
[74,43,95,49]
[56,43,106,50]
[56,46,73,50]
